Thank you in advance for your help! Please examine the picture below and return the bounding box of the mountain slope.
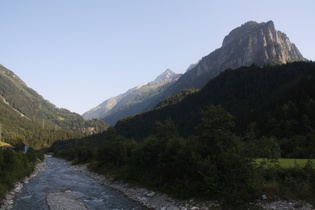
[83,69,181,125]
[162,20,306,98]
[115,62,315,139]
[0,64,109,146]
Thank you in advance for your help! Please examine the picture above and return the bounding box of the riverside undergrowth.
[0,148,44,203]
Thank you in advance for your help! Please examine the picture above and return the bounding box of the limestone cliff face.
[164,21,306,97]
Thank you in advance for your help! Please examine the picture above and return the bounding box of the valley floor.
[1,156,314,210]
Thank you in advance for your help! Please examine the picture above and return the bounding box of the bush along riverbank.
[69,160,315,210]
[0,148,44,207]
[51,106,315,209]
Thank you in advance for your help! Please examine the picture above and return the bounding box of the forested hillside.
[116,61,315,158]
[0,64,109,148]
[0,100,81,149]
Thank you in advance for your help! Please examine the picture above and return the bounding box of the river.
[12,156,147,210]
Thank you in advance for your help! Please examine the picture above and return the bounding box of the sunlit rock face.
[164,21,306,97]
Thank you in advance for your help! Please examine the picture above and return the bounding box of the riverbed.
[10,156,147,210]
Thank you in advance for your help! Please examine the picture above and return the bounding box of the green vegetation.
[0,147,44,201]
[257,158,314,168]
[0,141,11,147]
[0,100,83,149]
[256,159,315,201]
[154,88,200,109]
[0,64,109,149]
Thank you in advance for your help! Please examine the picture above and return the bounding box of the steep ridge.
[83,69,181,125]
[162,20,306,98]
[0,64,109,143]
[82,90,135,120]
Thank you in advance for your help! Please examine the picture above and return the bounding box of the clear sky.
[1,0,314,114]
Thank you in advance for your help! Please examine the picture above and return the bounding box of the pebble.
[146,192,156,197]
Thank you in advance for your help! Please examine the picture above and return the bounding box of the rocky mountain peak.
[162,20,306,98]
[195,20,306,76]
[220,20,305,64]
[154,69,177,82]
[222,21,273,47]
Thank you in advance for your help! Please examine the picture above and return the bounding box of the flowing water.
[13,157,147,210]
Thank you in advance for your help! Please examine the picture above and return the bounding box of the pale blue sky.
[1,1,314,114]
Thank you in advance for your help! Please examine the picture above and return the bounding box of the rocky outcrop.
[163,21,306,98]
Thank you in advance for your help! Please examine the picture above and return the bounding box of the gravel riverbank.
[69,163,315,210]
[47,191,87,210]
[69,164,213,210]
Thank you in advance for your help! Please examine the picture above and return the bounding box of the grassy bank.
[256,158,315,168]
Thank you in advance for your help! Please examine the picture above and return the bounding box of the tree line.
[50,61,315,207]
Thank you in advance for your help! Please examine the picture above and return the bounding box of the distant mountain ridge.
[82,69,182,124]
